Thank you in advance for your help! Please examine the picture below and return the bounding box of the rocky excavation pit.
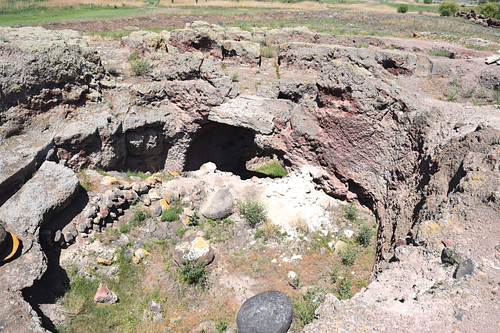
[1,22,500,332]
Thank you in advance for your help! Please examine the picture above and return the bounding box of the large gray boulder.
[236,290,293,333]
[0,161,79,332]
[200,189,234,220]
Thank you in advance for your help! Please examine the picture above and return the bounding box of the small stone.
[144,177,157,187]
[93,224,100,232]
[395,239,407,247]
[86,218,93,229]
[148,301,162,314]
[99,206,109,219]
[85,207,97,218]
[70,225,78,237]
[94,283,118,304]
[64,232,74,243]
[109,212,117,219]
[343,229,354,238]
[102,176,119,185]
[184,207,194,217]
[54,230,62,243]
[151,204,162,217]
[320,247,326,255]
[319,196,331,209]
[142,195,151,206]
[78,223,87,233]
[455,259,475,279]
[148,188,161,201]
[135,248,151,260]
[98,257,112,266]
[334,240,347,254]
[164,192,171,204]
[123,190,139,203]
[159,199,169,211]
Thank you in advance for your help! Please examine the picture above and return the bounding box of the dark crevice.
[448,162,466,194]
[183,122,263,178]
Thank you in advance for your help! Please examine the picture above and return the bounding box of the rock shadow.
[184,123,263,179]
[22,188,89,332]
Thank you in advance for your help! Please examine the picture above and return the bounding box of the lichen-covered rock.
[126,30,168,51]
[278,42,422,77]
[0,27,105,113]
[169,28,222,59]
[149,52,204,81]
[173,234,214,266]
[221,40,261,66]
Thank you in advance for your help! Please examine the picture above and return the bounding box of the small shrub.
[357,41,369,48]
[239,198,267,228]
[96,227,120,244]
[130,58,150,76]
[337,275,353,300]
[357,224,373,247]
[187,212,200,227]
[254,229,264,239]
[179,260,206,285]
[397,4,408,13]
[176,226,186,239]
[128,51,140,61]
[427,48,453,58]
[215,319,228,333]
[273,60,280,79]
[423,0,432,3]
[339,244,358,266]
[330,265,340,283]
[344,202,358,222]
[120,223,131,233]
[481,3,500,20]
[231,72,239,82]
[292,290,325,328]
[161,209,180,222]
[129,208,150,228]
[438,1,459,16]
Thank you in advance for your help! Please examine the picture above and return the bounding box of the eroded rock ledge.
[1,23,500,331]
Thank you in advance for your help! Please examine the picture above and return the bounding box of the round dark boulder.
[236,290,293,333]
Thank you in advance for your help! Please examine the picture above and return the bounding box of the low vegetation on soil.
[56,183,377,332]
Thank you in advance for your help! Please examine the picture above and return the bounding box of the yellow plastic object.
[3,233,19,261]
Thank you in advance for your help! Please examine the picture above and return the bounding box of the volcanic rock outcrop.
[1,23,500,331]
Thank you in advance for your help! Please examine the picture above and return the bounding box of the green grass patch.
[161,209,180,222]
[57,246,145,333]
[125,170,149,180]
[254,161,287,178]
[0,5,151,27]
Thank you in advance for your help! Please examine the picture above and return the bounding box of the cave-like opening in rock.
[184,122,265,178]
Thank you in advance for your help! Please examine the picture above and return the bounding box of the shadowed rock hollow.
[1,22,500,332]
